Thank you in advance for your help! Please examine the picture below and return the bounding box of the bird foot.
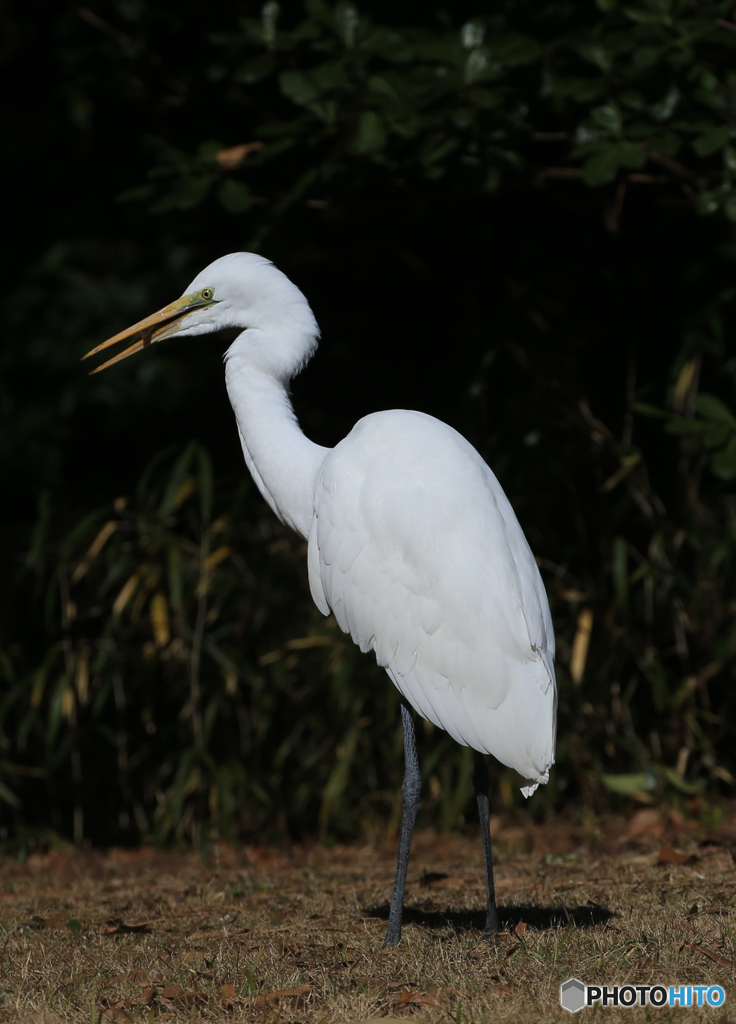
[482,911,501,939]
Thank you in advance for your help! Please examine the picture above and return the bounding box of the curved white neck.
[224,334,329,539]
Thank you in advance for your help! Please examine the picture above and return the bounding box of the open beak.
[82,291,215,373]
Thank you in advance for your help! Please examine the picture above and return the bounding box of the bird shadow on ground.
[364,902,615,934]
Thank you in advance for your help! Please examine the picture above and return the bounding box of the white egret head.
[83,252,319,379]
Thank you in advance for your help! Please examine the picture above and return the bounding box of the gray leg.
[473,752,499,937]
[383,702,421,948]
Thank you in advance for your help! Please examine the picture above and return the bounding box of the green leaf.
[612,535,628,613]
[632,45,664,68]
[600,772,656,796]
[620,89,645,110]
[350,111,387,155]
[234,55,277,84]
[468,87,504,109]
[304,0,331,19]
[460,21,485,50]
[422,137,460,167]
[693,125,731,156]
[196,445,214,524]
[652,130,681,157]
[694,393,736,423]
[279,70,320,106]
[632,401,669,419]
[484,32,540,67]
[198,139,223,161]
[334,1,359,48]
[623,7,667,25]
[0,778,19,807]
[711,436,736,480]
[465,49,494,85]
[664,417,702,436]
[564,78,605,102]
[150,177,214,212]
[575,41,610,71]
[662,768,705,795]
[590,105,622,133]
[160,444,196,519]
[368,74,400,101]
[218,179,252,214]
[168,544,183,611]
[649,85,679,122]
[581,142,645,186]
[312,61,348,90]
[319,717,366,832]
[696,189,720,216]
[261,0,279,47]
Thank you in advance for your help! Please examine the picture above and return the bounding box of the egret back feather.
[308,409,556,792]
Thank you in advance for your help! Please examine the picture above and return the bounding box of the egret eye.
[201,288,214,301]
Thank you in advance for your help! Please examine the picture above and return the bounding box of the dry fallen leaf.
[215,142,265,170]
[179,992,207,1008]
[425,985,456,1005]
[687,902,728,918]
[33,913,70,930]
[104,920,151,935]
[395,989,426,1007]
[107,969,148,986]
[657,844,690,865]
[492,983,514,998]
[220,982,238,1008]
[682,943,736,968]
[155,984,206,1008]
[512,920,528,938]
[101,1007,130,1022]
[253,983,311,1007]
[626,808,663,838]
[104,999,137,1011]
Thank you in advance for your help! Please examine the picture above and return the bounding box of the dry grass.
[1,808,736,1023]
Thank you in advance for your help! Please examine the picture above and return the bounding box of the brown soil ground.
[1,808,736,1023]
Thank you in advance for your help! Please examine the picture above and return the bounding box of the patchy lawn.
[1,808,736,1023]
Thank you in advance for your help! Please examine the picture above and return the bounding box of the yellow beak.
[82,291,214,373]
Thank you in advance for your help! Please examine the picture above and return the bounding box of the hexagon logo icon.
[560,978,586,1013]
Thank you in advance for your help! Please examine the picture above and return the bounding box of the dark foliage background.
[2,0,736,850]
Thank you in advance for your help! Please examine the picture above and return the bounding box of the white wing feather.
[308,409,556,794]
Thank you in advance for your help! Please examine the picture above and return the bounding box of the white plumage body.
[308,409,556,793]
[86,251,557,802]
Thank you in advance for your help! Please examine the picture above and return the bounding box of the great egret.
[84,252,556,947]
